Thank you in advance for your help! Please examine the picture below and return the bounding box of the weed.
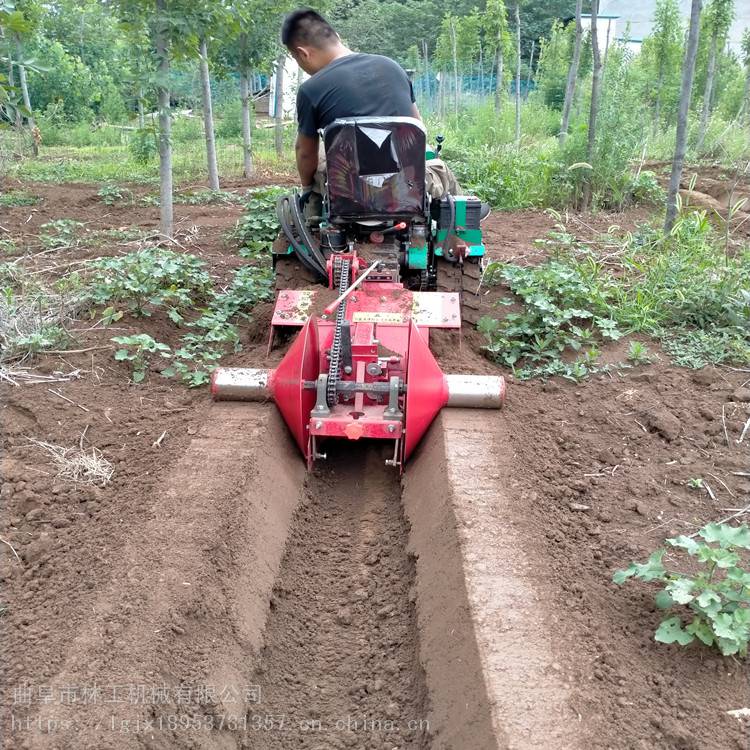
[112,334,171,383]
[0,266,82,362]
[686,477,704,490]
[626,340,652,365]
[97,182,134,206]
[614,522,750,656]
[0,190,40,207]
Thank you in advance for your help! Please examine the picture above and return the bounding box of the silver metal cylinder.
[211,368,272,402]
[444,374,505,409]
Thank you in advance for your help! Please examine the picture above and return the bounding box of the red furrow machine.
[211,117,505,469]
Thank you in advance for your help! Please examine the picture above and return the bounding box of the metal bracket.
[383,376,403,419]
[310,374,331,417]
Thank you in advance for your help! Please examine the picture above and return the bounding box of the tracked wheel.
[436,258,488,325]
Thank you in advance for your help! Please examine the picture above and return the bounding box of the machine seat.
[323,117,427,222]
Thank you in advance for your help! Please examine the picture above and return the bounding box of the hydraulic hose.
[275,194,327,280]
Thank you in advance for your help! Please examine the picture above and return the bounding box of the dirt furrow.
[248,443,431,750]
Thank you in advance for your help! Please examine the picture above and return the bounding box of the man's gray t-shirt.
[296,53,415,137]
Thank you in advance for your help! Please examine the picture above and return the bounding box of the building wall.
[599,0,750,53]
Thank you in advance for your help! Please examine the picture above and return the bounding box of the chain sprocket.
[326,257,351,406]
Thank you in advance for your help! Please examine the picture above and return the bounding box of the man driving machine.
[280,8,460,218]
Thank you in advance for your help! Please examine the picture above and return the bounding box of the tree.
[559,0,582,141]
[665,0,703,232]
[484,0,511,111]
[198,35,219,190]
[738,28,750,120]
[273,52,285,157]
[641,0,682,131]
[153,0,172,237]
[582,0,603,209]
[696,0,734,150]
[514,2,521,146]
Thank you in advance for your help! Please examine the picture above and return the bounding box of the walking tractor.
[212,117,505,469]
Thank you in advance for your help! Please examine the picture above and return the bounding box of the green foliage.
[626,340,652,365]
[479,209,750,377]
[232,185,287,257]
[97,182,134,206]
[478,259,621,380]
[89,247,211,316]
[39,219,84,249]
[0,190,39,207]
[614,522,750,656]
[113,333,171,383]
[535,20,572,108]
[128,126,158,164]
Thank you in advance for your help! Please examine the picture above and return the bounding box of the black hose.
[275,194,327,280]
[288,193,328,273]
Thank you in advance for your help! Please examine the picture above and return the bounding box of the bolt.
[344,366,352,375]
[443,316,449,322]
[352,295,358,302]
[450,296,457,303]
[315,421,323,429]
[281,293,289,299]
[387,424,396,434]
[380,296,386,302]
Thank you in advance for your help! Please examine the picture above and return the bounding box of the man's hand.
[299,184,315,210]
[295,132,319,188]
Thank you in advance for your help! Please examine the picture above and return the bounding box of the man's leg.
[425,158,461,199]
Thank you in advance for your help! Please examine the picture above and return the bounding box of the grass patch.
[0,190,41,207]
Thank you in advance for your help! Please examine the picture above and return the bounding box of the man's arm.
[295,132,319,188]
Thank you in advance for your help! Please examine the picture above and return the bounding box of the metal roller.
[444,374,505,409]
[211,368,271,402]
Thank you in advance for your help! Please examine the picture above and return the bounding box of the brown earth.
[2,180,750,749]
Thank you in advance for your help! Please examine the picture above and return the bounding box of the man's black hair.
[281,8,338,49]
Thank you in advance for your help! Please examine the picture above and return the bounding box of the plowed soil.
[2,179,750,750]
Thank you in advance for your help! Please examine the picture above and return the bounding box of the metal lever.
[322,261,381,317]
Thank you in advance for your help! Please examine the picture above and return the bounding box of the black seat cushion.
[323,117,426,220]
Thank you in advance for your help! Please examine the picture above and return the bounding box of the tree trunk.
[582,0,603,209]
[138,86,145,128]
[14,33,37,155]
[514,3,521,147]
[560,0,583,142]
[653,67,664,133]
[155,0,173,239]
[740,66,750,121]
[274,54,285,158]
[494,47,505,111]
[665,0,703,232]
[239,67,254,177]
[697,31,718,151]
[450,19,459,116]
[525,39,535,98]
[198,38,220,190]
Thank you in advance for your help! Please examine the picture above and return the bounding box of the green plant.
[89,248,211,317]
[477,259,622,380]
[112,334,171,383]
[174,189,243,206]
[629,171,666,205]
[232,187,287,257]
[614,522,750,656]
[0,190,40,207]
[39,219,85,250]
[686,477,704,489]
[97,182,134,206]
[626,340,652,365]
[128,126,158,164]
